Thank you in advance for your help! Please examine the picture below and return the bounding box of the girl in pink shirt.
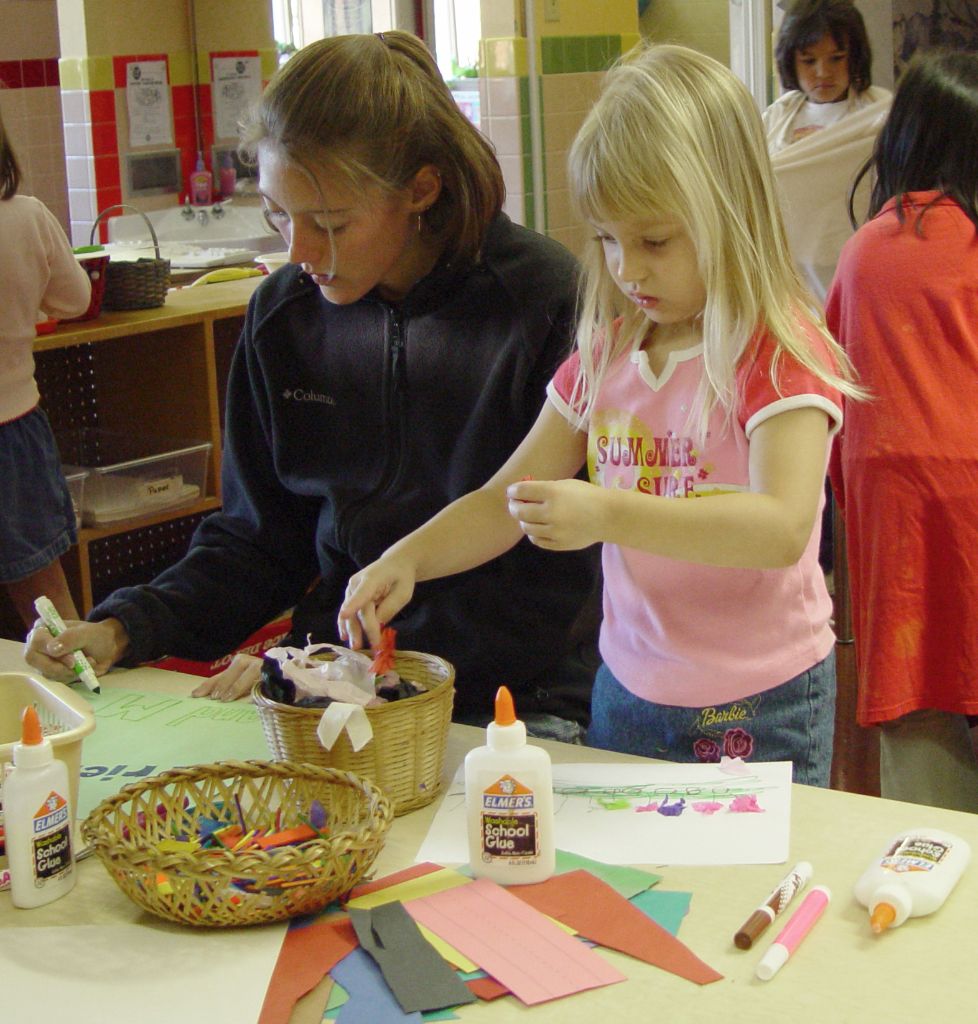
[0,107,90,629]
[340,43,864,784]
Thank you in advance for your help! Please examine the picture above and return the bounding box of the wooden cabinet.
[33,278,261,615]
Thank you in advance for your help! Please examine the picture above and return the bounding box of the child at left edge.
[338,41,865,787]
[0,102,91,630]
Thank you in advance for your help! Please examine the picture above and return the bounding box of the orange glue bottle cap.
[870,902,897,934]
[21,705,43,745]
[494,686,517,726]
[13,705,54,769]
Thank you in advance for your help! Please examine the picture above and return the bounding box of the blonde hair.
[240,31,504,266]
[569,42,862,437]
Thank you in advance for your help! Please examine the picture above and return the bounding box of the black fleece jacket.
[91,213,598,714]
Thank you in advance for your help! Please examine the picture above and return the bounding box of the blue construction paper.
[331,948,423,1024]
[628,888,693,936]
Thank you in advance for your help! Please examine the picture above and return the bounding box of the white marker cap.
[755,942,789,981]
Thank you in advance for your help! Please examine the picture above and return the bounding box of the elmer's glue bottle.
[853,828,970,933]
[4,705,76,907]
[464,686,555,884]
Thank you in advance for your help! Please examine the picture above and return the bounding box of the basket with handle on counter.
[252,650,455,816]
[91,204,170,310]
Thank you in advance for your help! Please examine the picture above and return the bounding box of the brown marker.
[733,861,813,949]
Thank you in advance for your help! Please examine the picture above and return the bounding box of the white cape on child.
[768,89,891,302]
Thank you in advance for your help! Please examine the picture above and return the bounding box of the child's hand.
[338,556,417,650]
[23,616,128,682]
[191,653,261,702]
[506,478,604,551]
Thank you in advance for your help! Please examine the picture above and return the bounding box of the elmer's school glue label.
[4,705,76,907]
[464,686,555,884]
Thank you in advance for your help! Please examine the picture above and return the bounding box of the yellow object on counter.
[189,267,265,286]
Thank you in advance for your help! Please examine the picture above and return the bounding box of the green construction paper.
[554,849,662,897]
[629,888,693,936]
[77,687,269,819]
[325,980,349,1017]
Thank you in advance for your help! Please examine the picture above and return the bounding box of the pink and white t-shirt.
[547,328,842,707]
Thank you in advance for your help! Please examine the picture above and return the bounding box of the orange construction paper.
[346,861,443,900]
[512,869,723,986]
[466,976,510,1001]
[257,913,358,1024]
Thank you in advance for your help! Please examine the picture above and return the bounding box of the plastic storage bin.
[63,468,89,529]
[58,430,211,527]
[0,672,97,826]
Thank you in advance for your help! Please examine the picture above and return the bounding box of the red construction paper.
[346,861,443,900]
[257,913,358,1024]
[466,976,510,1001]
[512,870,723,985]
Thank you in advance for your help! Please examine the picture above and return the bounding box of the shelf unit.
[33,278,261,614]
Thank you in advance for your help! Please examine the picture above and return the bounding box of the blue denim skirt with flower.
[586,650,836,787]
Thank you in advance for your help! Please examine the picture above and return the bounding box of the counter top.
[35,277,262,352]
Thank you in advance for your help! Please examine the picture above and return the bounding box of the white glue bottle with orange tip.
[853,828,970,934]
[464,686,555,884]
[4,705,76,907]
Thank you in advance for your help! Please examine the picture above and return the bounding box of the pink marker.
[755,885,831,980]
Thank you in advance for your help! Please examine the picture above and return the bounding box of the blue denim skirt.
[586,649,837,787]
[0,407,76,581]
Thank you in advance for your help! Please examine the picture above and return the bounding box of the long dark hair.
[775,0,873,94]
[850,50,978,232]
[0,101,22,200]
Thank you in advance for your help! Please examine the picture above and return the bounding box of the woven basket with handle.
[252,650,455,816]
[81,759,393,927]
[91,203,170,310]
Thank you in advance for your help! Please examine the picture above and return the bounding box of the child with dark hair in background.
[0,101,90,630]
[764,0,891,302]
[828,50,978,813]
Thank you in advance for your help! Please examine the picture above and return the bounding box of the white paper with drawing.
[418,760,792,866]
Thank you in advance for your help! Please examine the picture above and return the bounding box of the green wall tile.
[564,36,589,73]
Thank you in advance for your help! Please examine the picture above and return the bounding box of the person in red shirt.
[828,51,978,812]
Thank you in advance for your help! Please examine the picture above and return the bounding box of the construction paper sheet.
[258,911,358,1024]
[630,888,693,936]
[554,849,662,897]
[348,862,444,900]
[346,865,472,909]
[77,688,268,819]
[466,976,510,1001]
[511,870,722,985]
[349,903,476,1013]
[346,865,478,972]
[404,877,626,1005]
[3,921,286,1024]
[330,947,422,1023]
[418,761,792,866]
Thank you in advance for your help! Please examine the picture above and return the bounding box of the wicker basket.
[253,650,455,816]
[91,204,170,310]
[81,759,392,928]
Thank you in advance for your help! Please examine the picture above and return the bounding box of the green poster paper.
[77,688,270,819]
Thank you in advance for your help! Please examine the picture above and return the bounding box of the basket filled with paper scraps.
[81,759,393,927]
[252,629,454,816]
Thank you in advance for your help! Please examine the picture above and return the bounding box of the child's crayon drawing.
[417,761,792,867]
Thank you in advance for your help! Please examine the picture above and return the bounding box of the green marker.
[33,596,100,694]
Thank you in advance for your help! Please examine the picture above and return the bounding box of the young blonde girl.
[340,42,862,784]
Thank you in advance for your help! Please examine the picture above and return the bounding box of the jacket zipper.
[336,303,406,550]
